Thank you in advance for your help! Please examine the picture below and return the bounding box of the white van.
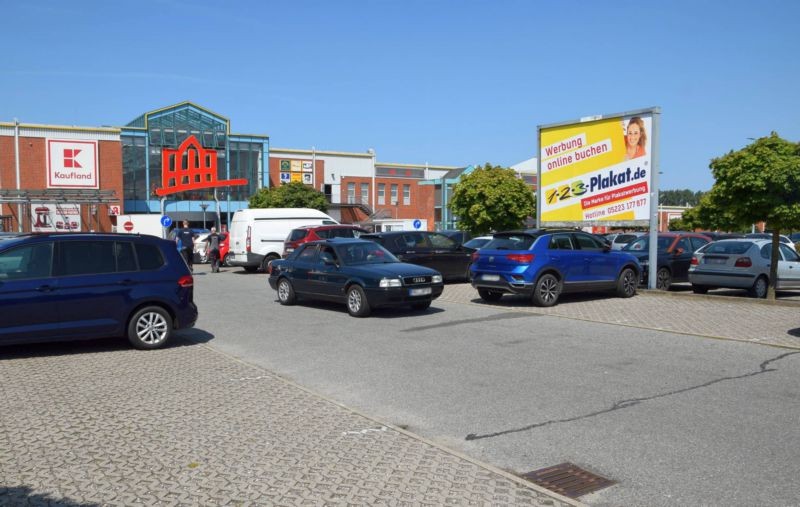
[227,208,338,272]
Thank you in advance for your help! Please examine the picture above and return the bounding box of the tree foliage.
[248,182,328,211]
[449,163,535,235]
[690,133,800,298]
[659,189,705,206]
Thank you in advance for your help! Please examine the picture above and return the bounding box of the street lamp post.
[200,203,209,229]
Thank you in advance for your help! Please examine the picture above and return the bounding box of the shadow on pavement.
[0,487,100,507]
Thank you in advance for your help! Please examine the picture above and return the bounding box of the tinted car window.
[429,233,456,249]
[690,237,709,251]
[296,245,317,262]
[549,234,574,250]
[288,229,309,241]
[614,234,636,244]
[780,244,799,262]
[675,238,691,253]
[706,241,752,255]
[116,241,137,271]
[315,230,330,239]
[135,243,165,270]
[61,241,116,276]
[760,244,772,260]
[486,234,536,250]
[625,236,674,252]
[574,233,604,250]
[0,242,53,280]
[401,233,430,249]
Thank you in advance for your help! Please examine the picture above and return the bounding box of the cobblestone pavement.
[440,284,800,350]
[0,339,578,506]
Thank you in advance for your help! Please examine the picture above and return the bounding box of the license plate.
[482,274,500,281]
[706,257,726,264]
[409,287,432,296]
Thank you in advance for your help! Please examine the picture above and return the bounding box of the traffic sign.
[108,205,121,216]
[123,221,134,232]
[160,215,172,228]
[413,219,422,229]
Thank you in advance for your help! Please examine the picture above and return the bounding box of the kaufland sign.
[47,139,98,188]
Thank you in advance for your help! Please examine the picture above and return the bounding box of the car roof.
[294,224,367,231]
[493,228,582,236]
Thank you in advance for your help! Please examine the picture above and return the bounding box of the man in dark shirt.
[203,227,227,273]
[176,220,197,271]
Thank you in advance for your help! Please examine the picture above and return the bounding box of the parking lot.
[1,263,799,506]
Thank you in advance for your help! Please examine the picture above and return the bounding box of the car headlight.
[432,274,443,284]
[379,277,402,288]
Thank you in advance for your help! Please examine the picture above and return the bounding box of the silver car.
[688,239,800,297]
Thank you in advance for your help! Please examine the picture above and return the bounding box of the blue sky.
[3,0,798,191]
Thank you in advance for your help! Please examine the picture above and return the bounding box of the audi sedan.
[267,238,443,317]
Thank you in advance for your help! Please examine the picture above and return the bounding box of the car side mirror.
[603,244,611,252]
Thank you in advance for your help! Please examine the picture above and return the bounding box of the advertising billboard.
[538,108,658,226]
[47,139,98,189]
[31,203,82,232]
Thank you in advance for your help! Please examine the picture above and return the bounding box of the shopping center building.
[0,101,478,234]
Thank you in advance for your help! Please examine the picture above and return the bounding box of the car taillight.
[734,257,752,268]
[246,225,252,252]
[178,275,194,288]
[471,251,479,262]
[506,253,534,263]
[690,256,698,265]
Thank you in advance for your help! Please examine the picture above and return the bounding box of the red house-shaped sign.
[155,135,248,196]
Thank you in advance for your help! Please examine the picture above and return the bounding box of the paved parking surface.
[2,265,797,506]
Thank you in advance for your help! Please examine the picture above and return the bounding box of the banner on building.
[538,108,657,226]
[47,139,99,188]
[31,203,82,232]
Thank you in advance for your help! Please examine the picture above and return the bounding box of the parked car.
[438,229,472,245]
[463,235,493,250]
[470,229,641,307]
[608,232,646,250]
[284,224,369,258]
[360,231,475,282]
[0,232,197,349]
[744,232,796,251]
[689,239,800,297]
[622,232,712,290]
[267,238,444,317]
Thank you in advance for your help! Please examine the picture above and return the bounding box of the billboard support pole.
[648,108,662,289]
[536,126,541,228]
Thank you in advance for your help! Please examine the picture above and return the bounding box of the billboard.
[538,108,657,225]
[47,139,98,188]
[31,203,82,232]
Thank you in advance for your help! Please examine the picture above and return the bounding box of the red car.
[283,224,369,258]
[220,233,231,266]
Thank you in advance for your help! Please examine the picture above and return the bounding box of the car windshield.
[484,234,536,250]
[463,237,491,249]
[336,243,399,265]
[624,236,674,252]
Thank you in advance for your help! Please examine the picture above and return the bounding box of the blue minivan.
[0,233,197,349]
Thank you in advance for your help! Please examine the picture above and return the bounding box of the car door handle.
[36,285,54,292]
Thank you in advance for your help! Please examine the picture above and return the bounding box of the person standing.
[176,220,197,271]
[204,227,226,273]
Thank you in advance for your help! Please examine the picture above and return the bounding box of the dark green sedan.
[267,238,444,317]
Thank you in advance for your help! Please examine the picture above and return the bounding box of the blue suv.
[470,229,641,307]
[0,233,197,349]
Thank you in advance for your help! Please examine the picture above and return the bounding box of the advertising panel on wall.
[31,203,82,232]
[537,107,659,227]
[47,139,99,188]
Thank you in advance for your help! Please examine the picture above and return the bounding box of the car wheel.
[223,253,231,267]
[656,267,672,291]
[532,273,560,307]
[261,254,279,273]
[692,285,709,294]
[478,288,503,302]
[465,266,472,283]
[127,306,171,350]
[749,276,768,298]
[277,278,296,305]
[346,285,371,317]
[411,301,431,311]
[616,268,637,298]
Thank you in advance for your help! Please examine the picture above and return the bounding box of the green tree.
[449,163,535,235]
[692,133,800,298]
[659,189,705,206]
[248,182,328,211]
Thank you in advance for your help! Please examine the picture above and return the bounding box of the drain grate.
[519,462,615,498]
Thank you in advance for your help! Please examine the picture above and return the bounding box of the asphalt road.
[192,265,800,507]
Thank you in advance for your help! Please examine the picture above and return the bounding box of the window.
[574,233,604,250]
[288,229,309,241]
[675,238,691,253]
[360,183,370,205]
[390,184,398,205]
[61,241,116,276]
[690,237,709,252]
[116,242,137,272]
[296,245,317,262]
[378,183,385,205]
[780,244,800,262]
[0,242,53,280]
[403,184,410,205]
[135,243,165,270]
[760,244,772,260]
[429,233,456,249]
[549,234,574,250]
[347,183,356,204]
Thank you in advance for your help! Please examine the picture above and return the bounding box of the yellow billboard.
[538,110,654,224]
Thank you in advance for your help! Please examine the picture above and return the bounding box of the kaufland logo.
[47,139,98,188]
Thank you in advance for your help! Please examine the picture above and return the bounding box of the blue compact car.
[470,229,641,307]
[0,233,197,349]
[268,238,443,317]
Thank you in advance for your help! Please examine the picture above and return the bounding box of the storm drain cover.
[519,462,615,498]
